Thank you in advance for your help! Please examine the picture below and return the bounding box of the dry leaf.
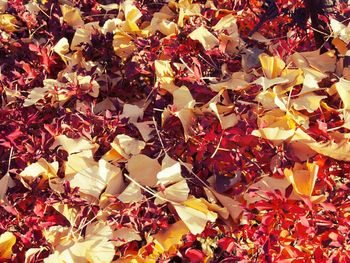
[0,14,18,32]
[152,221,189,251]
[51,135,97,155]
[155,179,190,205]
[174,198,217,234]
[189,26,219,50]
[118,182,142,203]
[335,78,350,110]
[252,127,295,145]
[60,4,84,27]
[20,159,58,183]
[113,31,136,59]
[23,87,49,107]
[112,227,141,247]
[157,162,183,186]
[120,103,144,123]
[259,53,285,79]
[284,162,319,196]
[0,232,16,260]
[126,154,161,187]
[52,38,70,63]
[291,93,326,113]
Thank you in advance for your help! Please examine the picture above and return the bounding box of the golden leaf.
[188,26,219,50]
[0,232,16,260]
[259,53,285,79]
[152,221,189,251]
[0,14,18,32]
[60,5,84,27]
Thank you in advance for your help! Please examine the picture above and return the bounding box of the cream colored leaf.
[133,121,154,142]
[0,232,16,260]
[330,18,350,44]
[25,247,46,263]
[60,5,84,27]
[299,73,319,95]
[209,190,243,222]
[113,31,136,59]
[292,129,350,161]
[112,134,146,158]
[292,93,326,113]
[122,0,142,31]
[120,103,144,123]
[188,26,219,50]
[253,76,289,91]
[176,108,195,141]
[23,87,49,107]
[174,198,217,234]
[335,78,350,110]
[126,154,161,187]
[51,135,97,155]
[93,98,116,114]
[112,227,141,247]
[252,127,295,145]
[259,53,285,79]
[157,162,183,186]
[212,14,237,33]
[52,203,78,227]
[118,182,142,203]
[0,173,14,201]
[244,176,292,204]
[152,221,189,251]
[173,86,195,110]
[20,159,58,182]
[71,22,99,50]
[155,179,190,205]
[52,38,70,63]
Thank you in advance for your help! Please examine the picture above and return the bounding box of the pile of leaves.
[0,0,350,262]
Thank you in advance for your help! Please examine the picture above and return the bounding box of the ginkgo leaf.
[20,158,58,182]
[112,227,142,247]
[23,87,49,107]
[120,103,144,123]
[52,203,79,227]
[208,190,243,222]
[174,198,217,234]
[173,86,195,110]
[60,4,84,27]
[122,0,142,31]
[253,76,289,91]
[0,173,13,201]
[113,31,136,59]
[0,14,18,32]
[209,103,239,130]
[157,162,183,186]
[291,129,350,161]
[126,154,161,187]
[299,73,319,95]
[259,53,285,79]
[155,179,190,205]
[133,121,154,142]
[335,78,350,110]
[244,176,292,204]
[210,72,249,92]
[212,14,237,33]
[155,60,178,93]
[118,182,142,203]
[188,26,219,50]
[111,134,146,159]
[51,135,97,155]
[70,22,99,50]
[252,127,295,145]
[0,232,16,260]
[152,221,189,251]
[284,162,319,196]
[291,93,326,113]
[52,38,70,63]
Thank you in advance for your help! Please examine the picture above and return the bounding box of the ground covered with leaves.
[0,0,350,262]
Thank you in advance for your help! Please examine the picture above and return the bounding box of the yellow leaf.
[112,227,141,247]
[111,134,146,158]
[0,232,16,260]
[188,26,219,50]
[122,0,142,32]
[113,31,136,59]
[155,179,190,205]
[291,93,326,113]
[120,103,144,123]
[52,38,70,63]
[60,5,84,27]
[335,78,350,110]
[152,221,189,251]
[154,60,178,93]
[212,14,237,33]
[0,14,18,32]
[118,182,143,203]
[157,160,183,186]
[284,162,319,196]
[51,134,97,155]
[251,127,295,145]
[174,198,217,234]
[126,154,161,187]
[173,86,195,110]
[20,158,58,183]
[259,53,285,79]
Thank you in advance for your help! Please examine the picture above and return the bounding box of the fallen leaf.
[152,221,189,251]
[118,182,143,203]
[126,154,161,187]
[60,4,84,27]
[112,227,142,247]
[259,53,285,79]
[0,14,18,32]
[188,26,219,50]
[0,232,16,260]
